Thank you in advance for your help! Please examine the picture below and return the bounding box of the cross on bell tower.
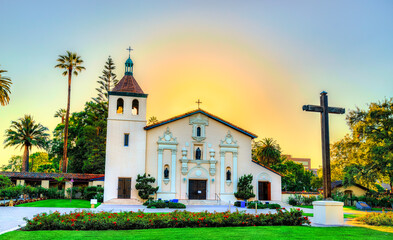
[125,46,134,75]
[126,46,133,57]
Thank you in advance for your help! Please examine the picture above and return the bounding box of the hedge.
[23,209,310,231]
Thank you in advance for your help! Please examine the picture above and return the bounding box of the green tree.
[271,157,316,191]
[1,155,22,172]
[54,108,66,124]
[0,66,12,106]
[93,56,118,107]
[0,175,12,189]
[135,173,159,200]
[55,51,85,173]
[331,98,393,190]
[234,174,255,200]
[148,116,159,125]
[252,138,282,167]
[3,115,49,172]
[29,152,51,172]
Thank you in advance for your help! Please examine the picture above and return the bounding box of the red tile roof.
[112,74,144,94]
[144,108,258,139]
[251,160,283,176]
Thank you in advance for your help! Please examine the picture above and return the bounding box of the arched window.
[195,147,202,160]
[117,98,124,114]
[132,99,139,115]
[196,126,201,137]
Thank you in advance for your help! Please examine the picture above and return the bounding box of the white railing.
[215,193,221,205]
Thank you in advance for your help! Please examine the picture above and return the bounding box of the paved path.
[0,205,363,235]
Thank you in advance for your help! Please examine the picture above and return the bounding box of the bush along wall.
[23,209,310,230]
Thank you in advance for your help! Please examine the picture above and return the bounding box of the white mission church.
[103,54,282,204]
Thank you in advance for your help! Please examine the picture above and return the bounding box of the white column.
[233,152,238,193]
[220,151,225,193]
[157,149,163,192]
[171,150,177,193]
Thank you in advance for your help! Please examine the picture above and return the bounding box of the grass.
[1,226,393,240]
[15,199,101,208]
[295,205,391,211]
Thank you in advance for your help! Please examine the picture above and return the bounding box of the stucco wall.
[333,186,367,196]
[104,94,147,202]
[145,113,282,202]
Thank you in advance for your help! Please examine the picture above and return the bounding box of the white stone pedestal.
[312,201,344,225]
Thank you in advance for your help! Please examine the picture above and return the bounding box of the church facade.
[103,55,282,203]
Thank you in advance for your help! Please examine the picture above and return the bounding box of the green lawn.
[295,205,391,211]
[1,227,393,240]
[15,199,101,208]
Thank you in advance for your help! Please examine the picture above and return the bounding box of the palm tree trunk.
[62,69,72,173]
[22,145,29,172]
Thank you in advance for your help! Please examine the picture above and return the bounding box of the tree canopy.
[3,115,49,172]
[331,98,393,190]
[0,66,12,106]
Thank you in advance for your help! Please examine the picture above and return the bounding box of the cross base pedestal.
[312,201,344,225]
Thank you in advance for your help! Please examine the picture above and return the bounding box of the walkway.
[0,204,368,235]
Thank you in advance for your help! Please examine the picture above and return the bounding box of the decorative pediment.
[158,127,178,145]
[220,131,238,147]
[190,114,208,142]
[189,114,209,126]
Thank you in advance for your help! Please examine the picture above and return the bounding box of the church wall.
[145,113,282,202]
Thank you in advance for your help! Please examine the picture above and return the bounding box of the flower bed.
[23,209,310,230]
[0,197,46,207]
[357,212,393,226]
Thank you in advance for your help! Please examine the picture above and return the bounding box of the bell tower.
[104,48,148,202]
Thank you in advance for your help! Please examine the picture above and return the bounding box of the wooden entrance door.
[189,180,207,199]
[118,178,131,199]
[258,181,271,200]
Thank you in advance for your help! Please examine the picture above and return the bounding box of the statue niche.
[164,167,169,179]
[195,147,202,160]
[226,169,231,181]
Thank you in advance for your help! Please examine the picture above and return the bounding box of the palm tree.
[0,66,12,106]
[54,108,66,124]
[253,138,282,167]
[55,51,85,173]
[3,115,49,172]
[148,116,159,125]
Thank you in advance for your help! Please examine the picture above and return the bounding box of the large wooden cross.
[302,91,345,199]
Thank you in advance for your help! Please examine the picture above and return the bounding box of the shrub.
[288,197,298,206]
[234,174,255,200]
[247,201,266,209]
[22,209,310,231]
[135,174,159,200]
[268,203,281,209]
[168,202,186,209]
[47,187,64,199]
[358,212,393,226]
[0,175,12,189]
[147,200,167,208]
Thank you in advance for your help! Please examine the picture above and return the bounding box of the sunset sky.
[0,0,392,169]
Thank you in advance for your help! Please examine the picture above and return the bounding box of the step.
[178,199,224,205]
[103,198,143,205]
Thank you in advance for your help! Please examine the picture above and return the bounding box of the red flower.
[71,223,74,226]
